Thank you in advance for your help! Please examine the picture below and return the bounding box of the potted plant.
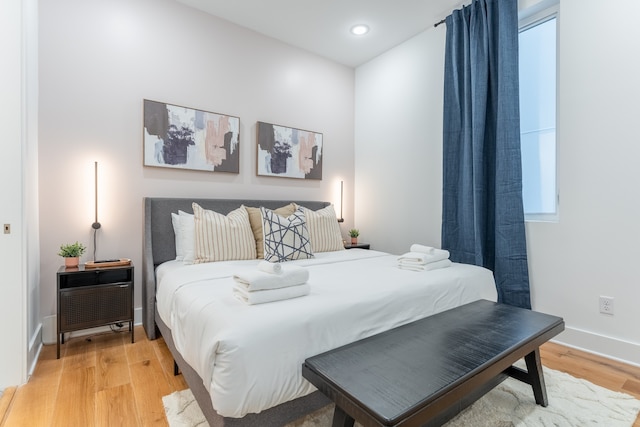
[348,229,360,245]
[58,241,87,268]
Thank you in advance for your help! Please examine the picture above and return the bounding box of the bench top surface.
[303,299,564,425]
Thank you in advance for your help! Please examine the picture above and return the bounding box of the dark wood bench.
[302,299,564,427]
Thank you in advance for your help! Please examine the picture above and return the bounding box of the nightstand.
[344,243,370,250]
[56,263,134,358]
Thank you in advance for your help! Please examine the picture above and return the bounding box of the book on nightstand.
[84,258,132,268]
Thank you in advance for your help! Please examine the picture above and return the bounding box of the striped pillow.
[297,204,345,252]
[193,203,257,263]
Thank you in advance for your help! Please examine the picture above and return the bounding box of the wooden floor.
[0,326,187,427]
[1,326,639,426]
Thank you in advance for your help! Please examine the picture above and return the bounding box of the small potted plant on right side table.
[348,229,360,245]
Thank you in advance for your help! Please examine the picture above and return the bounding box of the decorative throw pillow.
[171,212,183,261]
[178,210,195,264]
[261,206,314,262]
[244,203,296,259]
[296,204,345,252]
[193,203,256,263]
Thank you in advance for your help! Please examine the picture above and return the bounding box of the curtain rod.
[434,18,446,28]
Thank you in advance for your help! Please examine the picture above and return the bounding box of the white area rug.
[164,366,640,427]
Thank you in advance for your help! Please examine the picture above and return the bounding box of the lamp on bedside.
[91,161,101,260]
[338,180,344,223]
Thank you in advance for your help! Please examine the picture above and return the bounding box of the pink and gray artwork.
[143,99,240,173]
[257,121,323,180]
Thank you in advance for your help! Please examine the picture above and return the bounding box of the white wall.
[355,0,640,364]
[25,0,41,378]
[0,0,39,388]
[355,28,446,255]
[38,0,355,324]
[0,0,26,388]
[525,0,640,364]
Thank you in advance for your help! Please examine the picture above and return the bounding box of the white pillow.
[178,210,195,264]
[261,207,314,262]
[193,203,256,263]
[296,204,345,252]
[171,212,184,261]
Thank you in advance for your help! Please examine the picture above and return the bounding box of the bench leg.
[332,406,355,427]
[524,348,548,407]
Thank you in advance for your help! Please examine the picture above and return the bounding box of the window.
[519,11,557,221]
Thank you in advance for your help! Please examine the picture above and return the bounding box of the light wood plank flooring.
[1,326,639,426]
[0,326,187,427]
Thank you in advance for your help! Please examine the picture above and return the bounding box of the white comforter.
[155,249,497,418]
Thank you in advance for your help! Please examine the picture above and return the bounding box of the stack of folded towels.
[232,261,310,305]
[397,244,452,271]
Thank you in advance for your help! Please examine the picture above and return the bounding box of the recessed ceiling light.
[350,24,369,36]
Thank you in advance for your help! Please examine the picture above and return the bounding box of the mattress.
[155,249,497,417]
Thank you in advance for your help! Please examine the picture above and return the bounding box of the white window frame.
[519,0,559,223]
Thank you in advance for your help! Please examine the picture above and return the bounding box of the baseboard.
[28,324,43,378]
[134,306,142,326]
[552,326,640,368]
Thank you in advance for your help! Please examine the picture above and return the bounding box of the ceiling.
[175,0,466,68]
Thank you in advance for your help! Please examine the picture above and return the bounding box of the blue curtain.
[441,0,531,308]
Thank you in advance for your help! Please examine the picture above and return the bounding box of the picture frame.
[256,121,323,180]
[143,99,240,173]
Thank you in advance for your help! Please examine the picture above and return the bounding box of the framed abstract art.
[143,99,240,173]
[256,121,323,180]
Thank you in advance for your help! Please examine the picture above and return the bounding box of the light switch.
[3,224,10,234]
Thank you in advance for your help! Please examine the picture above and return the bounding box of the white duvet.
[155,249,497,418]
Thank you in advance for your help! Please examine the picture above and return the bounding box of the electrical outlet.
[599,296,614,315]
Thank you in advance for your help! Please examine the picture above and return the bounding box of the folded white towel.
[410,244,435,254]
[398,250,449,265]
[233,283,310,305]
[398,252,430,264]
[396,262,423,272]
[233,265,309,291]
[409,244,450,260]
[397,259,452,272]
[257,260,282,274]
[425,259,452,270]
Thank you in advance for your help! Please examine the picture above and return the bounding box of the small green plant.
[57,241,87,258]
[348,229,360,238]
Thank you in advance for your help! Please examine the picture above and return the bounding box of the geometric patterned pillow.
[297,204,345,252]
[192,203,257,263]
[261,206,314,262]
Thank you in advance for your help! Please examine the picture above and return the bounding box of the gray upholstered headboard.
[142,197,331,339]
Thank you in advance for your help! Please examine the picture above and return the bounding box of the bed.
[142,197,498,426]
